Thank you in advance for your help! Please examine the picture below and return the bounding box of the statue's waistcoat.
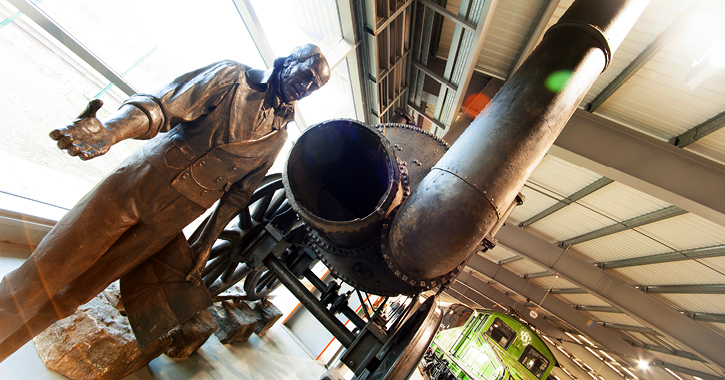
[143,73,287,208]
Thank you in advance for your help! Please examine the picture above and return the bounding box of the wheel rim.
[366,295,442,380]
[196,174,289,297]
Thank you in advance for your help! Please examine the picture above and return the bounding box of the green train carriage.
[422,309,557,380]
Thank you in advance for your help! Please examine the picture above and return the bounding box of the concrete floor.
[0,323,328,380]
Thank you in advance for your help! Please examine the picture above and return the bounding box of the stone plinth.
[33,293,171,380]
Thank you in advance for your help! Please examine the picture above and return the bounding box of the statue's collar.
[246,68,275,85]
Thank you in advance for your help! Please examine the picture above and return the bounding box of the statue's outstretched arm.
[50,99,150,160]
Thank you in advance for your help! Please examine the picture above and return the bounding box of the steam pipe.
[387,0,650,280]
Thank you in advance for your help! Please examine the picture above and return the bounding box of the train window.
[485,318,516,349]
[519,345,550,378]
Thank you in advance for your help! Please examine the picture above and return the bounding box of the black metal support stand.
[265,255,355,347]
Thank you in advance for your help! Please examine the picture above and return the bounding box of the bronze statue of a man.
[0,44,330,361]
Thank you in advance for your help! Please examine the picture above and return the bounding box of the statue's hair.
[273,44,325,70]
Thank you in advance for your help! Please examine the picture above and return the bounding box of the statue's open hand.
[50,99,113,160]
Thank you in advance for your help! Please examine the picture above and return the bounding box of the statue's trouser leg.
[0,162,143,344]
[0,195,203,361]
[0,154,205,361]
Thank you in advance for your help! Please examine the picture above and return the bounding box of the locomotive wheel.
[198,174,291,297]
[366,295,442,380]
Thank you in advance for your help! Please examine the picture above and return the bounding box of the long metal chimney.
[386,0,650,280]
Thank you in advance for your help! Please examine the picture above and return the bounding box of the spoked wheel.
[197,174,292,297]
[363,295,442,380]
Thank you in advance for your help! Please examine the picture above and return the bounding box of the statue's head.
[273,44,331,103]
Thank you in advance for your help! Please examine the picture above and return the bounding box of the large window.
[518,345,550,379]
[0,0,361,217]
[36,0,265,91]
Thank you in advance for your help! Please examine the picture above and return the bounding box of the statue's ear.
[283,58,293,67]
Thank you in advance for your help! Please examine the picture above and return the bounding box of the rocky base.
[33,292,172,380]
[164,309,218,358]
[33,284,285,379]
[209,298,285,343]
[250,299,283,336]
[210,300,258,344]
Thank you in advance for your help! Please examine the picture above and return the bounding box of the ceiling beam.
[499,255,523,265]
[638,284,725,294]
[558,341,687,380]
[600,244,725,269]
[598,322,660,335]
[550,109,725,228]
[524,271,553,279]
[623,340,706,363]
[520,177,614,228]
[444,286,487,309]
[550,288,587,294]
[411,59,458,92]
[585,2,696,112]
[572,305,623,313]
[552,284,725,295]
[544,316,662,335]
[560,341,632,380]
[509,0,560,76]
[496,223,725,371]
[565,337,706,364]
[682,311,725,323]
[432,0,498,129]
[543,339,599,380]
[670,110,725,148]
[417,0,476,32]
[465,254,654,367]
[559,205,687,247]
[652,361,725,380]
[526,243,725,283]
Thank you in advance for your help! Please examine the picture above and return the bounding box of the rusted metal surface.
[283,119,404,249]
[284,120,453,295]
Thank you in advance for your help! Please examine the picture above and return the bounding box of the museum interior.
[0,0,724,379]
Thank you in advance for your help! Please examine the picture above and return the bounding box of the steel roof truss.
[520,177,614,228]
[496,223,725,371]
[560,205,687,247]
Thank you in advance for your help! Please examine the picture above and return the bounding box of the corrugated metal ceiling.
[423,0,725,377]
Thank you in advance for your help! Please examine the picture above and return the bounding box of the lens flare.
[545,70,573,93]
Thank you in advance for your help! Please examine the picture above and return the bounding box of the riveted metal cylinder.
[283,119,404,249]
[386,0,649,280]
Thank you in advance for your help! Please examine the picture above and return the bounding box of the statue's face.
[279,55,331,103]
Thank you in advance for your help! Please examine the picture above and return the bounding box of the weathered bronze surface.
[0,44,330,362]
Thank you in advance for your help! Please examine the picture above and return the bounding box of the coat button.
[232,166,238,171]
[215,177,223,183]
[201,190,207,195]
[182,173,189,179]
[199,161,206,167]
